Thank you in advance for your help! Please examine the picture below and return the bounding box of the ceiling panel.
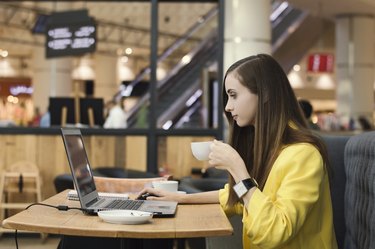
[287,0,375,19]
[3,1,374,60]
[0,1,217,59]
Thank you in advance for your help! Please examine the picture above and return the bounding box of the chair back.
[6,161,39,174]
[344,131,375,249]
[3,160,41,193]
[321,134,350,249]
[93,175,172,193]
[54,174,74,193]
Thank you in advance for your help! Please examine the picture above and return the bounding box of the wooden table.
[1,190,233,240]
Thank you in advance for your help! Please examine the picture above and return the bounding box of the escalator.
[271,1,330,73]
[123,7,220,129]
[126,31,219,129]
[124,2,327,129]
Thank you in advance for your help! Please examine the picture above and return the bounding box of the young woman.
[141,54,338,249]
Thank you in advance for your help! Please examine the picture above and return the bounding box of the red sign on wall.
[307,53,334,73]
[0,77,32,97]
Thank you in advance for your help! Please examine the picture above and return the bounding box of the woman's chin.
[235,121,244,127]
[235,120,253,127]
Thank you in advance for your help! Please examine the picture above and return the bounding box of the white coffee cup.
[191,141,212,161]
[152,180,178,192]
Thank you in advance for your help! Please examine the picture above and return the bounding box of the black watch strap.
[242,178,258,189]
[233,178,258,198]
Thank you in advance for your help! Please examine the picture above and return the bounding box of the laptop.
[61,128,177,217]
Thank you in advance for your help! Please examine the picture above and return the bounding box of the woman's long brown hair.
[222,54,330,207]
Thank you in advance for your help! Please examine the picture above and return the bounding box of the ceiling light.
[293,65,301,72]
[125,48,133,55]
[0,49,8,58]
[234,37,242,43]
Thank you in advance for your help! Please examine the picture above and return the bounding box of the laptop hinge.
[86,198,99,207]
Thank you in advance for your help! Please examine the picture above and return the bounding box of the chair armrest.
[179,177,227,193]
[93,175,171,193]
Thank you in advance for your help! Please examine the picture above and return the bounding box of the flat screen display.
[46,9,96,58]
[65,134,96,197]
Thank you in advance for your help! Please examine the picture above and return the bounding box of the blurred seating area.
[179,168,227,194]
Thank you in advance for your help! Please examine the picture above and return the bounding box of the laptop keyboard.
[105,199,144,210]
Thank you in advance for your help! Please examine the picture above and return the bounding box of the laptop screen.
[65,134,96,197]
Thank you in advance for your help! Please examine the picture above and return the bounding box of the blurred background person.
[357,115,374,131]
[40,106,51,127]
[103,96,127,128]
[13,101,28,126]
[29,107,42,127]
[298,99,320,130]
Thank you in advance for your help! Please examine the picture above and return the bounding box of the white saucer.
[98,210,153,225]
[177,191,187,194]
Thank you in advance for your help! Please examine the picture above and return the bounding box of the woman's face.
[224,72,258,127]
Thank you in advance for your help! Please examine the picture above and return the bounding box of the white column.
[224,0,271,71]
[31,2,74,114]
[335,15,375,122]
[32,47,72,113]
[94,54,118,102]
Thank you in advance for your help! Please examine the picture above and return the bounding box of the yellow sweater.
[219,143,338,249]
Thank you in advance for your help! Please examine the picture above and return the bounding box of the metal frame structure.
[145,0,224,173]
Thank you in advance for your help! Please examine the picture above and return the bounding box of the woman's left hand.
[208,140,250,182]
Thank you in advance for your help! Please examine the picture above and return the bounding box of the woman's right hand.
[208,140,250,182]
[136,187,184,202]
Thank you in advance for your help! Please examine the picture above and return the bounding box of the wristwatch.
[233,178,258,198]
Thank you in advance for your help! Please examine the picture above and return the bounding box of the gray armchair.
[343,131,375,249]
[322,134,350,249]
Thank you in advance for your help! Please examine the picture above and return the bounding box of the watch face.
[234,181,248,198]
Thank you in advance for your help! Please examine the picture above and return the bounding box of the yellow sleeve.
[243,144,324,248]
[219,184,243,217]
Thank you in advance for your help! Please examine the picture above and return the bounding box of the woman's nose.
[225,102,232,112]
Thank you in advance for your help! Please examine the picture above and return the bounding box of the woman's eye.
[229,94,236,99]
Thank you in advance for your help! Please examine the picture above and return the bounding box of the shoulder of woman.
[277,143,322,165]
[281,142,318,154]
[269,143,323,179]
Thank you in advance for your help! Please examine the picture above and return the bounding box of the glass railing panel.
[153,3,219,130]
[155,31,219,130]
[126,5,219,129]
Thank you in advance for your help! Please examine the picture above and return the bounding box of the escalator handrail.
[114,6,218,100]
[272,10,308,53]
[126,29,218,124]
